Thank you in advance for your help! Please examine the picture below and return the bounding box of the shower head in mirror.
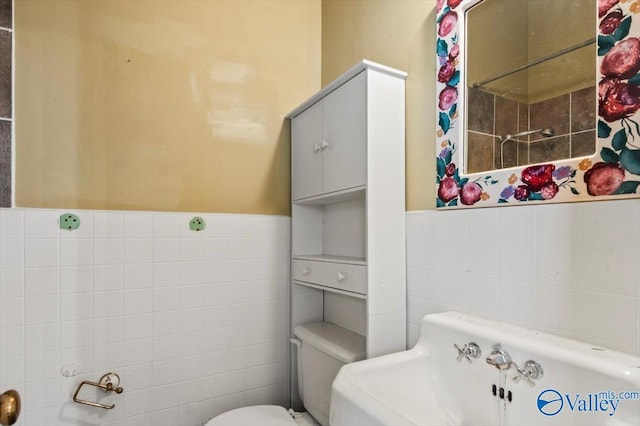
[499,128,556,169]
[500,128,555,142]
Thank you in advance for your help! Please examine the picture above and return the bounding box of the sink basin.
[331,312,640,425]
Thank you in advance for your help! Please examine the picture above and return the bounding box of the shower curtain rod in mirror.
[472,37,596,89]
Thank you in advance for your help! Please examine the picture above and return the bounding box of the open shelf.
[293,254,366,266]
[292,195,366,261]
[293,186,365,205]
[293,280,368,300]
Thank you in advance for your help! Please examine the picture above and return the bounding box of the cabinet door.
[292,101,324,200]
[322,71,367,194]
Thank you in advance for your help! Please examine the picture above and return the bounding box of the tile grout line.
[120,213,125,384]
[569,92,573,156]
[57,210,63,405]
[20,209,25,395]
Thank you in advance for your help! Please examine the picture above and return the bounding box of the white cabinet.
[291,101,323,200]
[291,72,367,201]
[321,71,367,195]
[287,60,407,408]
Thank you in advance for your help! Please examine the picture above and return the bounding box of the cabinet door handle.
[336,272,347,282]
[320,140,330,150]
[313,144,321,153]
[302,267,311,276]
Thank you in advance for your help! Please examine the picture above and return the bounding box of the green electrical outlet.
[189,216,206,232]
[60,213,81,231]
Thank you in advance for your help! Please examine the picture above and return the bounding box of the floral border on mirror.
[435,0,640,208]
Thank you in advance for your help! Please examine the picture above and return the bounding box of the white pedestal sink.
[331,312,640,425]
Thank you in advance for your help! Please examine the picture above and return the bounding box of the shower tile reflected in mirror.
[516,142,529,167]
[467,87,494,134]
[492,134,518,170]
[0,0,10,29]
[571,87,596,132]
[529,93,570,139]
[465,86,596,173]
[571,130,597,158]
[518,99,529,134]
[0,0,9,209]
[529,135,570,165]
[466,132,495,173]
[0,120,10,206]
[494,96,518,138]
[0,28,10,119]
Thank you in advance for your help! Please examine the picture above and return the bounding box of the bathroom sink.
[331,312,640,425]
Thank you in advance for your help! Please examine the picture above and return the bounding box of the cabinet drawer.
[293,259,367,295]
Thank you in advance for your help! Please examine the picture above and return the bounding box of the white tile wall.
[0,208,290,426]
[406,200,640,356]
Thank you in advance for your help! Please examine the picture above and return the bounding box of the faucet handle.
[513,360,544,387]
[453,342,482,363]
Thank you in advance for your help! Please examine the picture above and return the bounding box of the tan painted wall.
[322,0,436,211]
[15,0,321,214]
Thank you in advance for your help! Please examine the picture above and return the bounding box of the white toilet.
[206,321,366,426]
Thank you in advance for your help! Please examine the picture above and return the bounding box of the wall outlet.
[59,213,81,231]
[189,216,206,231]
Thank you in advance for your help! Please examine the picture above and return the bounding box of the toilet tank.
[294,322,366,426]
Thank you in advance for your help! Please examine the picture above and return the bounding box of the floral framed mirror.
[435,0,640,208]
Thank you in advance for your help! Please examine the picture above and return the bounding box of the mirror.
[435,0,640,208]
[465,0,596,173]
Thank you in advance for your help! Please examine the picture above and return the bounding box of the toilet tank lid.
[294,322,366,364]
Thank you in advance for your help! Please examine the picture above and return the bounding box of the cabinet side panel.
[368,311,408,356]
[366,70,406,356]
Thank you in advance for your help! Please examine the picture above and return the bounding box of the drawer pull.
[313,143,322,153]
[336,272,347,282]
[302,267,311,276]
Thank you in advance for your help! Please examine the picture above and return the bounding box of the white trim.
[285,60,407,119]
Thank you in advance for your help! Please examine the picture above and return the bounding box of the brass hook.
[0,389,21,426]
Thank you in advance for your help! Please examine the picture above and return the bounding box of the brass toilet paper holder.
[73,372,124,409]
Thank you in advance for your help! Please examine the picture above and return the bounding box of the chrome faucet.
[486,345,513,370]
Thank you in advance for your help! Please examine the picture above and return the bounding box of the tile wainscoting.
[3,200,639,425]
[406,200,640,356]
[0,208,290,426]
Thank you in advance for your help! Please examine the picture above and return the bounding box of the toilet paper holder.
[73,372,124,409]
